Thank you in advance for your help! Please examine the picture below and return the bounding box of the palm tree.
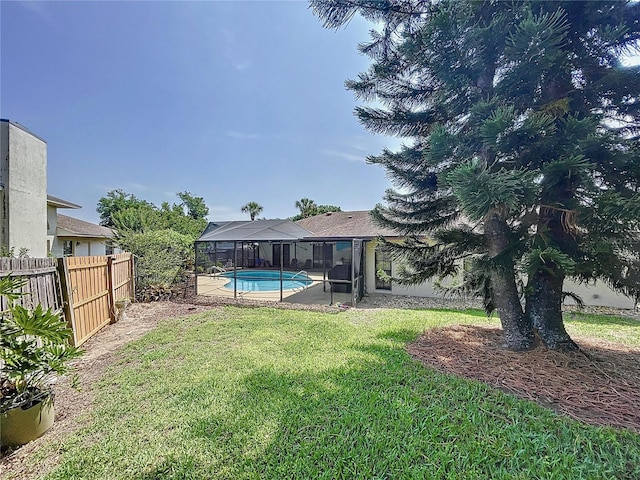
[241,201,263,221]
[294,198,317,219]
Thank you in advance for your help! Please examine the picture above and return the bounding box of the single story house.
[298,211,638,309]
[295,210,446,298]
[52,213,117,257]
[194,212,449,305]
[195,211,637,309]
[47,195,118,257]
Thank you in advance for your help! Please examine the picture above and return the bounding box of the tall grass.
[27,307,640,479]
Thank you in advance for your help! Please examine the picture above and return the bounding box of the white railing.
[291,270,310,290]
[209,265,227,276]
[291,270,307,279]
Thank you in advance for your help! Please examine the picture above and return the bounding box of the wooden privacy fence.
[60,253,134,346]
[0,253,134,346]
[0,257,64,312]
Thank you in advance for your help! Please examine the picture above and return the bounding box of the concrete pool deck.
[196,272,355,306]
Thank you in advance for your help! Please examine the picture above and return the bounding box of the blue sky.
[1,1,399,224]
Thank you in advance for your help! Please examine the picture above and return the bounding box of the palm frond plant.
[0,276,83,415]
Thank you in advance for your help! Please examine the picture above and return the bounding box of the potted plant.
[0,276,83,448]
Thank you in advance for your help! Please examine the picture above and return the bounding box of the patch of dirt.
[408,324,640,433]
[2,295,639,479]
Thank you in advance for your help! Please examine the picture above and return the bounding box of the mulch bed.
[407,324,640,433]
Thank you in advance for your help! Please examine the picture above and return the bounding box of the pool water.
[221,270,312,292]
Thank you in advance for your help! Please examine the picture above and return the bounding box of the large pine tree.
[312,0,640,351]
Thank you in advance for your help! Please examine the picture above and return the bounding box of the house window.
[375,249,392,290]
[105,242,114,255]
[63,240,73,257]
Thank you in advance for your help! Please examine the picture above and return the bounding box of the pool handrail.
[209,265,227,276]
[291,270,310,289]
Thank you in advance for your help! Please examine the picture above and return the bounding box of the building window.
[375,250,392,291]
[63,240,73,257]
[105,242,114,255]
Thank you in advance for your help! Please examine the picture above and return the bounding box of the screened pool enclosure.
[194,220,365,306]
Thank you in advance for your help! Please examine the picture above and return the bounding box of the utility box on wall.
[0,119,48,257]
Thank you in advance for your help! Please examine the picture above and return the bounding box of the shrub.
[116,229,192,299]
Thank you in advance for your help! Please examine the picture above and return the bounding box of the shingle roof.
[57,214,114,238]
[197,213,404,243]
[47,195,81,209]
[296,211,401,239]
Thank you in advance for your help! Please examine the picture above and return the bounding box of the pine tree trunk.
[525,268,579,352]
[485,210,535,351]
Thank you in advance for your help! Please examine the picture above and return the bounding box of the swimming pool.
[221,270,312,292]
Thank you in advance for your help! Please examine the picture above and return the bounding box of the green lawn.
[31,307,640,479]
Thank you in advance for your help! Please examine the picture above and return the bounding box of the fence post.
[57,257,78,346]
[129,253,136,302]
[107,255,116,324]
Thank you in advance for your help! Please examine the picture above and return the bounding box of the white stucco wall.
[562,279,636,309]
[364,240,444,297]
[0,121,47,257]
[51,237,112,257]
[0,121,7,250]
[50,237,68,257]
[46,205,57,254]
[363,239,637,309]
[74,241,90,256]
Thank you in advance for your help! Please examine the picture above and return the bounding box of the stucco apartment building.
[1,119,115,257]
[0,119,48,257]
